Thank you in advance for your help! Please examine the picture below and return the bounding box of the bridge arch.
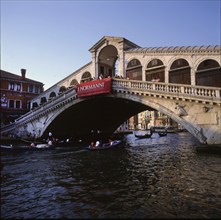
[37,91,208,144]
[106,93,208,144]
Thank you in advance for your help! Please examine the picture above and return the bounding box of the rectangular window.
[100,66,104,74]
[15,100,21,109]
[34,86,39,94]
[9,82,15,90]
[17,83,21,91]
[9,100,14,108]
[28,85,33,93]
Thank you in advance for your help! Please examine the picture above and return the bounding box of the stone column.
[191,68,196,86]
[118,46,125,77]
[91,51,97,79]
[165,66,169,83]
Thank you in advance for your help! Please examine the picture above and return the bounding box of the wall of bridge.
[1,36,220,145]
[1,79,220,145]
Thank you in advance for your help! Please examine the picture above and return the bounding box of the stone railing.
[1,87,77,132]
[112,78,221,104]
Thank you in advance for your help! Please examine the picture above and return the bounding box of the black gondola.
[134,130,152,139]
[158,132,167,137]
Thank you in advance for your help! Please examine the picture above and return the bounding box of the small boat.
[158,131,167,137]
[0,142,55,152]
[87,140,122,151]
[134,130,152,139]
[33,143,54,149]
[21,138,45,144]
[0,144,13,150]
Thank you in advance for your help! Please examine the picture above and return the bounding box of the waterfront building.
[0,69,44,125]
[128,110,177,131]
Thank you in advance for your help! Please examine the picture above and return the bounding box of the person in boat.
[95,140,101,147]
[109,138,114,146]
[48,140,53,146]
[30,142,36,147]
[89,141,96,148]
[47,131,54,145]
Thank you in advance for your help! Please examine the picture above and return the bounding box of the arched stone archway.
[81,72,92,83]
[196,59,221,87]
[59,86,67,94]
[49,91,56,99]
[70,79,79,87]
[169,59,191,84]
[126,59,142,80]
[40,97,47,105]
[146,59,165,82]
[98,45,118,78]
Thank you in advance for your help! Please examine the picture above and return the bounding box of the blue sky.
[1,0,220,90]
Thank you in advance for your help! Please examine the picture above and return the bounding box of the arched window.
[70,79,79,87]
[32,102,38,109]
[59,86,66,94]
[98,45,118,78]
[81,72,92,83]
[49,92,56,99]
[146,59,165,82]
[40,97,47,105]
[126,59,142,80]
[196,59,221,87]
[169,59,190,84]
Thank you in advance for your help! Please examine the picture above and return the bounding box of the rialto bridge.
[0,36,220,145]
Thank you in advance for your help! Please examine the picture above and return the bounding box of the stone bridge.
[1,36,220,145]
[1,78,220,145]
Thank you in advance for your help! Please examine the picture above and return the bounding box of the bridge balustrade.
[112,79,221,104]
[1,87,77,132]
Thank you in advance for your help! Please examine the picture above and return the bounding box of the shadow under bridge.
[46,96,152,142]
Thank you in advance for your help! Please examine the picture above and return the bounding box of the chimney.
[21,69,26,78]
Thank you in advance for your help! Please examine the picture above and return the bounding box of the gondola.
[87,140,122,151]
[158,132,167,137]
[134,130,152,139]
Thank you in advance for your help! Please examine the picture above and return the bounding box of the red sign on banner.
[77,78,112,97]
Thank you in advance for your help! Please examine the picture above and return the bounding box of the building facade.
[0,69,44,125]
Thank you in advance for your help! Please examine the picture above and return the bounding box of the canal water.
[1,132,221,219]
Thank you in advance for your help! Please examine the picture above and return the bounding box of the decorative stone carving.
[175,103,188,116]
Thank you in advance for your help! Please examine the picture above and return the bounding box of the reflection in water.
[1,132,221,218]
